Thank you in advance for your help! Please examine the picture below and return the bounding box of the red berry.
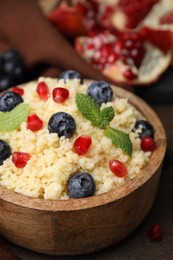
[52,87,69,103]
[73,135,92,155]
[36,81,50,100]
[123,69,137,80]
[148,224,163,242]
[109,160,128,177]
[11,87,24,96]
[27,114,43,132]
[141,136,156,151]
[12,152,31,168]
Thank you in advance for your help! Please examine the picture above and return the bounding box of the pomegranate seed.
[101,6,115,28]
[118,0,159,28]
[85,43,95,50]
[88,0,99,13]
[139,27,150,39]
[114,40,124,53]
[123,69,137,80]
[109,160,128,177]
[123,32,141,42]
[148,224,163,242]
[160,11,173,25]
[140,27,172,53]
[130,48,140,58]
[27,114,43,132]
[11,87,24,96]
[115,32,146,69]
[120,55,129,65]
[124,39,134,50]
[74,38,84,53]
[12,152,31,168]
[73,135,92,155]
[92,43,118,68]
[36,81,50,100]
[76,2,88,16]
[141,136,156,151]
[52,87,69,103]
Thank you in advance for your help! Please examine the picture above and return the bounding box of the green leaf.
[104,127,132,156]
[75,93,133,156]
[75,93,100,127]
[0,103,29,132]
[98,107,115,129]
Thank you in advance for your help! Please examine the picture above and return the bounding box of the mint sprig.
[76,93,132,156]
[98,107,115,129]
[104,127,132,156]
[76,93,114,128]
[0,103,29,132]
[76,93,100,127]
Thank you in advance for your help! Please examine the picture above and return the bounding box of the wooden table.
[1,88,173,260]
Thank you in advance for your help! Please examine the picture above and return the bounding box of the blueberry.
[87,80,113,105]
[67,172,96,198]
[58,70,83,84]
[0,75,14,92]
[0,91,23,112]
[0,49,25,87]
[132,120,154,139]
[1,49,21,62]
[48,112,76,138]
[0,140,11,165]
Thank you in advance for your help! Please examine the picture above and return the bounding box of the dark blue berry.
[132,120,154,139]
[0,91,23,112]
[1,49,21,62]
[0,140,11,165]
[0,75,14,92]
[58,70,83,84]
[87,80,113,105]
[48,112,76,138]
[0,50,25,91]
[67,172,96,198]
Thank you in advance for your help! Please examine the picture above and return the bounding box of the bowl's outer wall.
[0,84,166,255]
[0,165,162,255]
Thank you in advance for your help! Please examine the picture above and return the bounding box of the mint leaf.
[0,103,29,132]
[76,93,100,127]
[75,93,133,156]
[104,127,132,156]
[98,107,115,129]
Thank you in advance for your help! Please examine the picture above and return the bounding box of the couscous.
[0,72,154,200]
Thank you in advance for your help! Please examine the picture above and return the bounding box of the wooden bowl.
[0,85,166,255]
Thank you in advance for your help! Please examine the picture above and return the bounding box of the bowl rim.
[0,81,167,211]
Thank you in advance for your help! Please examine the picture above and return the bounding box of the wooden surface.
[0,102,172,260]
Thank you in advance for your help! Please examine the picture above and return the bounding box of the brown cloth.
[0,0,108,80]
